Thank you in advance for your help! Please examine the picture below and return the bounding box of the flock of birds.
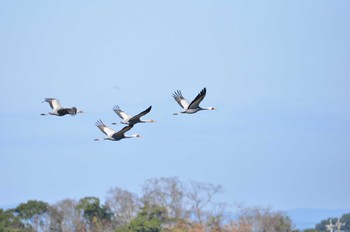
[41,87,216,142]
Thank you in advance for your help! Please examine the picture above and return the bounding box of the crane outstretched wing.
[129,106,152,122]
[44,98,63,110]
[113,106,132,120]
[172,90,190,109]
[111,125,134,140]
[188,88,206,109]
[95,120,116,137]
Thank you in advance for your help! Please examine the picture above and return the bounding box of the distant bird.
[94,120,140,141]
[41,98,83,116]
[172,87,215,115]
[112,105,155,126]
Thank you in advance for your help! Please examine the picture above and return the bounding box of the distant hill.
[287,208,350,230]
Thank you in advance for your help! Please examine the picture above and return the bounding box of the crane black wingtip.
[95,119,104,126]
[172,90,183,98]
[113,105,121,110]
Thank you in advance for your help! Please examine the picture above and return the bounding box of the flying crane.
[172,87,216,115]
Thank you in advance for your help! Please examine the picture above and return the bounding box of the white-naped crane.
[94,120,141,141]
[172,87,215,115]
[41,98,84,116]
[112,105,155,125]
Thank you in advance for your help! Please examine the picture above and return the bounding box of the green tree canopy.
[126,205,168,232]
[77,196,113,231]
[0,208,27,232]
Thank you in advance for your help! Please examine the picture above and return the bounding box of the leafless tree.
[235,205,293,232]
[186,180,223,225]
[105,187,140,228]
[54,199,86,232]
[141,177,187,220]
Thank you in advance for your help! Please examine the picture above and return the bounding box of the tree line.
[1,176,336,232]
[313,212,350,231]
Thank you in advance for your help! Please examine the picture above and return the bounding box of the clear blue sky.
[1,0,349,212]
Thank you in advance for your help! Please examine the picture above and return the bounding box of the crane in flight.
[41,98,83,116]
[112,105,155,125]
[94,120,140,141]
[172,88,215,115]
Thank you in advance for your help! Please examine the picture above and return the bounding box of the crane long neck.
[202,106,214,110]
[125,134,139,138]
[141,119,154,123]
